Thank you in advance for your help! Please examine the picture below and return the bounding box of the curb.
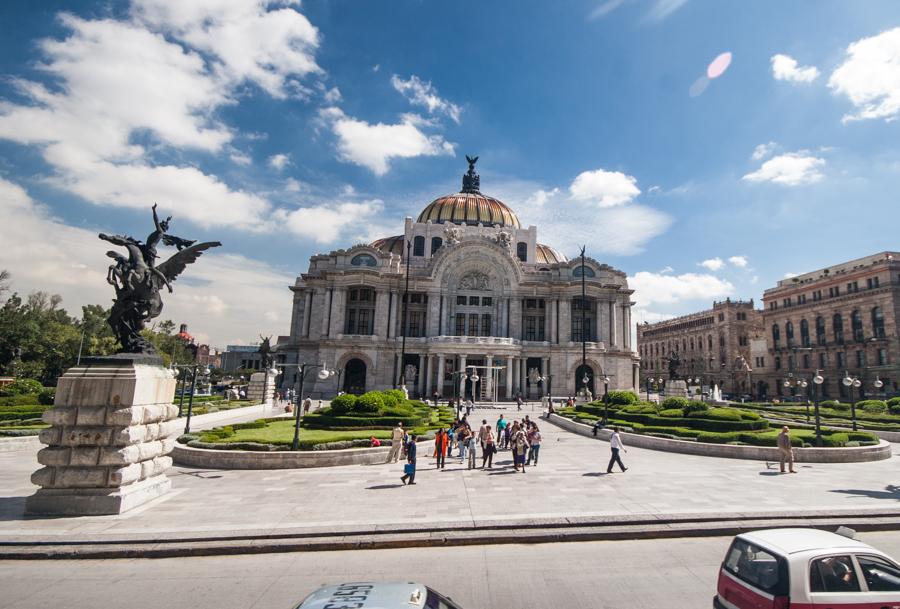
[3,511,900,559]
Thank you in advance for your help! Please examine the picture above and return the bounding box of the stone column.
[319,288,332,338]
[623,304,631,350]
[387,292,397,338]
[484,353,494,401]
[418,354,426,397]
[548,298,556,343]
[519,357,527,396]
[425,355,434,397]
[27,356,180,516]
[598,298,608,346]
[542,357,550,396]
[329,288,347,336]
[609,301,618,348]
[373,290,389,338]
[436,354,446,397]
[509,298,523,340]
[304,290,314,337]
[459,354,467,398]
[427,293,441,337]
[506,356,513,398]
[559,298,571,343]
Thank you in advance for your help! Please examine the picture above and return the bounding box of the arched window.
[772,324,781,349]
[571,298,595,341]
[785,321,794,347]
[430,237,443,255]
[872,306,885,339]
[413,235,425,257]
[573,265,595,277]
[851,309,864,342]
[516,242,527,262]
[708,335,713,350]
[350,253,377,267]
[800,319,810,347]
[832,313,844,344]
[815,316,826,346]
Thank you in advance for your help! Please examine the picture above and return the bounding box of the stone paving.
[0,404,898,540]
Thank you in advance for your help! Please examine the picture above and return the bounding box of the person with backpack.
[511,422,529,472]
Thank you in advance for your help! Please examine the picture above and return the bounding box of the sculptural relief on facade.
[495,230,512,252]
[444,225,462,245]
[458,271,491,291]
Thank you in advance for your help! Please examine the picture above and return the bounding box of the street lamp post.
[783,372,809,423]
[579,245,587,396]
[842,371,861,432]
[602,374,610,425]
[171,363,211,434]
[812,370,824,447]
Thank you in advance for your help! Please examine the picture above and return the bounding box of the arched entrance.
[343,358,366,395]
[575,364,595,396]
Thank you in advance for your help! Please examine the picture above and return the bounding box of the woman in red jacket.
[433,428,448,469]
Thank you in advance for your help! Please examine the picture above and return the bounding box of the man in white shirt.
[386,422,404,463]
[606,426,628,473]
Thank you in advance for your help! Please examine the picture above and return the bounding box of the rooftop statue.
[258,335,274,369]
[461,154,481,193]
[100,204,221,354]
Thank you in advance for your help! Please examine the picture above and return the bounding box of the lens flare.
[707,52,732,79]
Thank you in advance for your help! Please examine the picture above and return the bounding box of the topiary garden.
[177,389,456,451]
[555,398,879,448]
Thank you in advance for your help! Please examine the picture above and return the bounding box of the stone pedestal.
[27,356,179,516]
[248,372,276,406]
[666,380,689,399]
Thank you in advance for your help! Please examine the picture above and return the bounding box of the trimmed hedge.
[606,390,638,406]
[661,397,690,410]
[355,391,384,413]
[683,400,709,415]
[329,393,357,415]
[611,410,769,432]
[856,400,887,414]
[659,408,683,418]
[0,378,43,397]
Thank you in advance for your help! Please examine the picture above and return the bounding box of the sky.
[0,0,899,348]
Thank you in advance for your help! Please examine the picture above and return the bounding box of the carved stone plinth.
[248,372,276,406]
[666,380,689,399]
[27,356,179,516]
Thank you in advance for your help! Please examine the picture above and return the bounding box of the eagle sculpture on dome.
[462,155,481,193]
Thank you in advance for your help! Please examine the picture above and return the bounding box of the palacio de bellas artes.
[277,157,639,401]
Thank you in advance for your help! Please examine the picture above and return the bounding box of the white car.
[295,582,463,609]
[715,528,900,609]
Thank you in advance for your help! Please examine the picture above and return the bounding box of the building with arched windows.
[277,158,639,399]
[759,251,900,400]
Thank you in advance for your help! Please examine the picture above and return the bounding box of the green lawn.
[209,420,393,446]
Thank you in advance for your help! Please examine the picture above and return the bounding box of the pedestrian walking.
[303,396,312,414]
[606,426,628,473]
[434,428,447,469]
[467,432,477,469]
[511,423,529,473]
[401,434,417,485]
[495,415,507,449]
[386,422,404,463]
[777,425,796,473]
[526,424,542,466]
[516,393,524,411]
[478,419,490,452]
[482,428,495,469]
[458,423,470,461]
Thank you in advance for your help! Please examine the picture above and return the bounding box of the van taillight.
[772,596,790,609]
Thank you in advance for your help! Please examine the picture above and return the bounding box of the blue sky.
[0,0,899,346]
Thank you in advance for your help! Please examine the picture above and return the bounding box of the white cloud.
[390,74,461,124]
[659,265,674,274]
[828,27,900,122]
[273,199,385,244]
[285,178,305,192]
[771,54,820,83]
[131,0,321,99]
[742,152,825,186]
[645,0,688,22]
[589,0,626,20]
[751,141,778,161]
[268,153,290,170]
[513,186,671,256]
[229,152,252,166]
[699,257,725,271]
[319,107,455,175]
[323,86,342,103]
[634,309,675,324]
[0,4,326,231]
[783,272,798,278]
[728,255,748,268]
[629,271,734,308]
[569,168,641,207]
[0,177,290,346]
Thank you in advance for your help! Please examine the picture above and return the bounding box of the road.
[2,531,899,609]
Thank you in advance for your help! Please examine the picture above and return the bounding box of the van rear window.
[723,538,789,596]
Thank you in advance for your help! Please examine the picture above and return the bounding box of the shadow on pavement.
[0,496,27,521]
[366,484,405,490]
[830,484,900,501]
[582,472,608,477]
[759,471,783,476]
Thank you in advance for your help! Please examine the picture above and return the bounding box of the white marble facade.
[277,162,640,400]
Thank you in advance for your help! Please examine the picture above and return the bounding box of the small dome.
[370,235,404,257]
[536,244,567,264]
[417,192,520,228]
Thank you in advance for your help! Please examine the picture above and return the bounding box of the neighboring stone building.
[220,345,264,372]
[756,251,900,400]
[277,159,640,399]
[637,299,763,395]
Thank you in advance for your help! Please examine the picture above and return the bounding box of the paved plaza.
[1,404,898,546]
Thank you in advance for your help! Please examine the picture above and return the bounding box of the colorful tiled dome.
[370,235,404,257]
[536,244,567,264]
